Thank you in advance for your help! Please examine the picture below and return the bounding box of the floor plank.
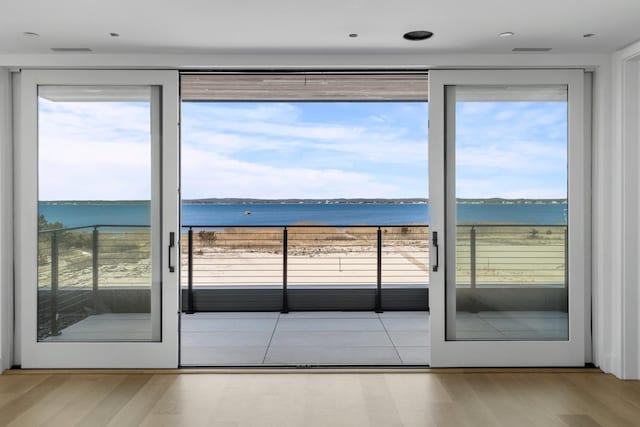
[74,375,151,427]
[9,375,123,427]
[0,375,67,425]
[0,370,638,427]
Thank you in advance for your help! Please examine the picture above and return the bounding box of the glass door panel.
[428,70,587,367]
[450,85,568,341]
[18,70,179,368]
[37,85,160,342]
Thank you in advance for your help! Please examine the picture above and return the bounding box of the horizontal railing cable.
[36,222,567,334]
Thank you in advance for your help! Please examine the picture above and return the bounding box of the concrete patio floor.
[43,310,568,366]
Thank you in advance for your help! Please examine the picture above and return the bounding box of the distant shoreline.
[40,198,567,205]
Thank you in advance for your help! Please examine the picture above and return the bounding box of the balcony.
[36,223,567,364]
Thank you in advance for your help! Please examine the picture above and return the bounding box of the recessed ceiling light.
[403,30,433,41]
[110,32,120,37]
[583,33,596,38]
[498,32,514,38]
[349,33,358,38]
[23,32,40,38]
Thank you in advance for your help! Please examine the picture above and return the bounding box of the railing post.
[50,231,60,336]
[470,226,477,289]
[186,228,194,314]
[376,227,383,313]
[282,227,289,313]
[92,227,100,311]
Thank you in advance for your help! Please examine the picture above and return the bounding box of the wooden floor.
[0,370,638,426]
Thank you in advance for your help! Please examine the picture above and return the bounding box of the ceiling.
[1,0,639,55]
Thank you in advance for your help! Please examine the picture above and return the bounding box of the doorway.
[178,73,431,366]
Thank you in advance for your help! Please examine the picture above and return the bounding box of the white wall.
[0,51,625,375]
[0,67,13,371]
[598,40,640,379]
[0,52,610,70]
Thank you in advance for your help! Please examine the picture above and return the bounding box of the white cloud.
[184,102,367,141]
[39,99,151,139]
[187,117,366,141]
[182,129,428,166]
[456,177,567,199]
[38,100,152,200]
[38,98,566,201]
[455,140,567,199]
[182,103,428,169]
[39,138,152,200]
[456,140,566,173]
[453,101,568,198]
[181,147,404,199]
[187,102,300,122]
[39,100,428,200]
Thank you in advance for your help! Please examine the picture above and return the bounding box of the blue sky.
[181,102,428,199]
[38,97,567,201]
[38,98,153,201]
[456,101,567,199]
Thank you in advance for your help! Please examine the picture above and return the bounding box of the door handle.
[168,232,176,273]
[432,231,439,272]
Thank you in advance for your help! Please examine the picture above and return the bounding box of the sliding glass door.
[13,68,589,368]
[428,70,588,366]
[16,70,179,368]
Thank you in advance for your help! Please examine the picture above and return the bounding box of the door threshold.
[4,367,602,375]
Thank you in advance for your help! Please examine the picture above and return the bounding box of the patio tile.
[396,347,430,365]
[181,331,273,347]
[269,331,393,347]
[483,318,537,332]
[454,330,506,340]
[378,311,430,319]
[181,346,267,365]
[454,318,499,332]
[180,311,431,365]
[387,331,429,347]
[181,318,278,332]
[182,312,279,319]
[380,318,429,331]
[478,311,568,319]
[264,346,401,365]
[275,318,384,332]
[280,312,379,319]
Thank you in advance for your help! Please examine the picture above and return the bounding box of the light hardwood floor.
[0,370,638,426]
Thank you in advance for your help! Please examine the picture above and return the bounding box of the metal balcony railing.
[455,225,568,288]
[181,225,431,314]
[38,224,151,337]
[37,223,567,336]
[180,223,567,313]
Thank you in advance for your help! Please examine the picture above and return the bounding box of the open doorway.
[178,73,430,366]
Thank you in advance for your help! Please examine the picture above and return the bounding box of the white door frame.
[16,70,179,368]
[428,69,589,367]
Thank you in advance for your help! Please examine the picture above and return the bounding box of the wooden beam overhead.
[181,73,428,101]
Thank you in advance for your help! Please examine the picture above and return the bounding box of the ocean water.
[38,202,568,229]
